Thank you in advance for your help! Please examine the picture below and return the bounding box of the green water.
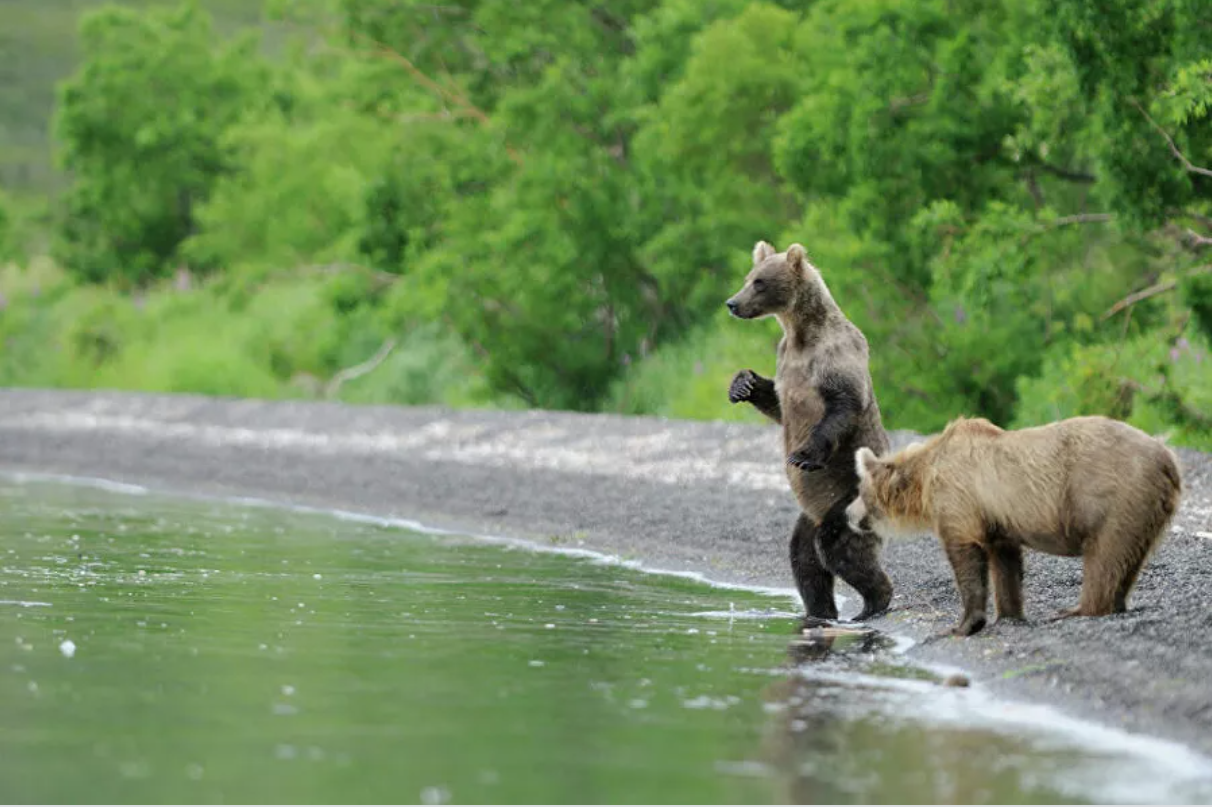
[0,479,1209,804]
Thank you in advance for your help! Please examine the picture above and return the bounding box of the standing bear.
[846,416,1183,636]
[726,240,893,622]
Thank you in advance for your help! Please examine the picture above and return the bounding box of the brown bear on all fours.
[726,240,893,623]
[846,416,1183,636]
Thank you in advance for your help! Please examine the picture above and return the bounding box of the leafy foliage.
[0,0,1208,448]
[53,2,270,284]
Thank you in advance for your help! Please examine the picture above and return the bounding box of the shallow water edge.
[3,470,1212,804]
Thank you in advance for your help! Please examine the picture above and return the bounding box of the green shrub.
[1015,330,1212,450]
[609,312,778,423]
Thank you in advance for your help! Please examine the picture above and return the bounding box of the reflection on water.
[762,630,1074,804]
[761,624,1212,804]
[0,478,1209,804]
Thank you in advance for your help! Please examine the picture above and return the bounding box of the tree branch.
[1102,279,1177,320]
[411,4,469,15]
[345,32,522,164]
[325,338,398,399]
[570,122,628,167]
[350,32,487,122]
[1184,228,1212,250]
[1102,264,1212,320]
[1036,162,1097,184]
[395,109,482,124]
[889,93,930,112]
[1052,213,1116,227]
[1133,99,1212,179]
[1026,212,1115,241]
[1024,170,1045,208]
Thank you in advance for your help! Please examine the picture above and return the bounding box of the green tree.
[4,0,1208,446]
[54,2,269,285]
[338,0,668,407]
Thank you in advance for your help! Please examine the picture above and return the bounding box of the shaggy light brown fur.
[846,416,1182,636]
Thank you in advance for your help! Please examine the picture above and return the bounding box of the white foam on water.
[689,608,802,620]
[5,469,1212,803]
[4,470,149,496]
[206,491,808,605]
[794,666,1212,803]
[0,600,53,608]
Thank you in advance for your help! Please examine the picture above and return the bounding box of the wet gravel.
[0,389,1209,753]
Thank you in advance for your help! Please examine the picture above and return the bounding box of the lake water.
[1,477,1210,804]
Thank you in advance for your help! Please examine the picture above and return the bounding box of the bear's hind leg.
[815,500,893,623]
[1072,514,1162,616]
[790,512,839,621]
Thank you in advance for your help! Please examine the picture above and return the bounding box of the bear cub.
[727,240,893,623]
[846,415,1183,636]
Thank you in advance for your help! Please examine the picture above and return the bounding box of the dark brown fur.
[848,416,1183,636]
[727,241,892,622]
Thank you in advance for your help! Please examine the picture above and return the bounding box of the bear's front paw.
[787,441,831,472]
[728,370,757,404]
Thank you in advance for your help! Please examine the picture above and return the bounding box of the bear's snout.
[725,299,740,316]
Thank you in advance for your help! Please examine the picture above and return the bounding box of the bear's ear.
[752,240,776,264]
[855,447,879,481]
[786,243,808,271]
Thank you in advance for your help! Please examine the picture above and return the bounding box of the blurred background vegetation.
[1,0,1210,448]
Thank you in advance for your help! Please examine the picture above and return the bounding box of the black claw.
[728,371,757,404]
[787,437,834,471]
[787,453,825,472]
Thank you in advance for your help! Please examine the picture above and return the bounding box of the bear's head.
[846,444,932,539]
[725,240,816,320]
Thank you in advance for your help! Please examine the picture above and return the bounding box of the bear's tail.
[1157,445,1183,533]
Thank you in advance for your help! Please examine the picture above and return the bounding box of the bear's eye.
[752,278,767,293]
